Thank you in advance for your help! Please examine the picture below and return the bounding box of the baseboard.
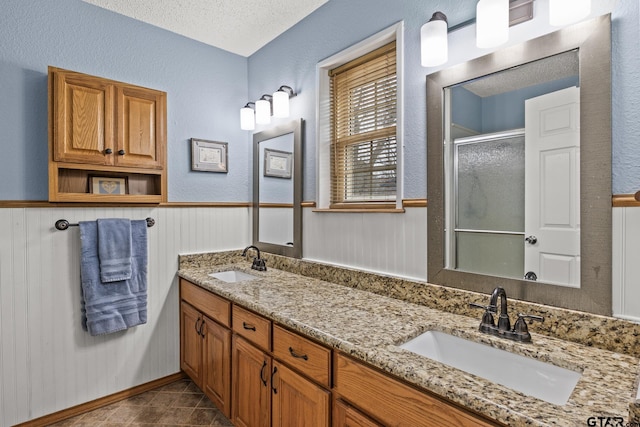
[13,372,186,427]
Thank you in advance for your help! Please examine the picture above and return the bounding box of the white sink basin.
[208,270,258,283]
[399,331,581,405]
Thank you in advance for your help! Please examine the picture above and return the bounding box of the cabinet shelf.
[48,67,167,204]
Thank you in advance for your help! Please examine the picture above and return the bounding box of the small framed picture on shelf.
[89,175,128,195]
[191,138,228,173]
[264,149,292,179]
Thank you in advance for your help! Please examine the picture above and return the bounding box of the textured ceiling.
[81,0,329,57]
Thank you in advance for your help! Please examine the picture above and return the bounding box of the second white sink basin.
[208,270,258,283]
[399,331,581,405]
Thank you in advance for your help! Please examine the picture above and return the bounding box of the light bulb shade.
[549,0,591,26]
[421,13,448,67]
[476,0,509,48]
[255,99,271,124]
[240,106,255,130]
[272,90,290,118]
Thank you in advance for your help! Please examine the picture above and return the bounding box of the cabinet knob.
[117,149,126,155]
[104,148,113,154]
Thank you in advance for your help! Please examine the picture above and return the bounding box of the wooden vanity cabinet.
[48,66,167,203]
[231,306,331,427]
[334,399,383,427]
[179,278,501,427]
[333,353,502,427]
[179,280,232,418]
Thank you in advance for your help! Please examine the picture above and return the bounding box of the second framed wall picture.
[264,149,292,179]
[191,138,228,173]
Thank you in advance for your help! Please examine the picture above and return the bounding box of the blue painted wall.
[248,0,479,200]
[2,0,639,201]
[0,0,250,202]
[248,0,640,197]
[451,86,482,133]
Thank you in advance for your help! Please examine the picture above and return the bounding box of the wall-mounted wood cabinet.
[48,66,167,203]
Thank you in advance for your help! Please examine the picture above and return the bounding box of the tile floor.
[49,379,233,426]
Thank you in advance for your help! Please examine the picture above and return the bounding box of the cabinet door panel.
[272,361,330,427]
[54,72,114,164]
[334,399,383,427]
[116,86,165,169]
[232,336,270,427]
[180,302,203,387]
[202,316,231,418]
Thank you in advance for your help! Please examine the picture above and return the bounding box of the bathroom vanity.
[178,252,640,427]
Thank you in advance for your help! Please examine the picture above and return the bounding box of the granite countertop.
[178,263,640,427]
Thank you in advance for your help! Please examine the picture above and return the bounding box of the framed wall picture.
[191,138,228,173]
[264,149,292,179]
[89,176,128,195]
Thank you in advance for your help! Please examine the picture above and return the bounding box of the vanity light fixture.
[255,94,272,125]
[421,12,449,67]
[549,0,591,26]
[272,85,296,118]
[240,85,298,130]
[476,0,509,48]
[421,0,534,68]
[240,102,256,131]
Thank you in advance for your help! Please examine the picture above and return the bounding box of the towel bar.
[55,217,155,231]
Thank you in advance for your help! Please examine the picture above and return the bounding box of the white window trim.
[315,21,404,209]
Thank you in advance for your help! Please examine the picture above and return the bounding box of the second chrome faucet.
[470,287,544,342]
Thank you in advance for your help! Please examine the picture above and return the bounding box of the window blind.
[329,41,397,206]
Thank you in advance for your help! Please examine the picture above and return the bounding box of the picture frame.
[191,138,228,173]
[89,175,128,195]
[264,149,292,179]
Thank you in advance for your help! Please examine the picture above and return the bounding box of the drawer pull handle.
[195,317,202,335]
[199,319,205,337]
[260,360,268,386]
[288,347,308,361]
[243,322,256,331]
[271,367,278,394]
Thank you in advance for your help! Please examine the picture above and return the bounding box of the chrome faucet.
[470,287,544,342]
[242,245,267,271]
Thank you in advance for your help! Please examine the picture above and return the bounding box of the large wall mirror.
[253,119,303,258]
[427,16,611,315]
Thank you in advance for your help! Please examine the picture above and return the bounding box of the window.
[329,41,397,207]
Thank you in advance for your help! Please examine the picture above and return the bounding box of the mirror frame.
[427,16,611,315]
[252,119,303,258]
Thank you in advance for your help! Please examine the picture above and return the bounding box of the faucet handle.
[470,302,497,333]
[517,313,544,324]
[469,302,497,313]
[512,313,544,342]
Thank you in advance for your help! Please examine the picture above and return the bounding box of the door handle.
[525,235,537,245]
[271,366,278,394]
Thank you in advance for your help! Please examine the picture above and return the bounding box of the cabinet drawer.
[273,325,331,388]
[232,305,271,351]
[180,279,230,327]
[334,353,502,427]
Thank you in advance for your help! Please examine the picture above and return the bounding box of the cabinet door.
[53,70,114,165]
[271,361,330,427]
[202,315,231,419]
[115,86,165,170]
[334,399,383,427]
[180,302,203,387]
[232,336,271,427]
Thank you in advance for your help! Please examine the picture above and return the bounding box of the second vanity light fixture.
[422,0,591,67]
[240,85,297,130]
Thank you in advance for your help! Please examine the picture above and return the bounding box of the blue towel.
[97,218,132,283]
[79,220,148,336]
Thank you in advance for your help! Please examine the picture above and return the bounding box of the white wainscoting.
[613,206,640,322]
[0,206,249,426]
[302,207,428,281]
